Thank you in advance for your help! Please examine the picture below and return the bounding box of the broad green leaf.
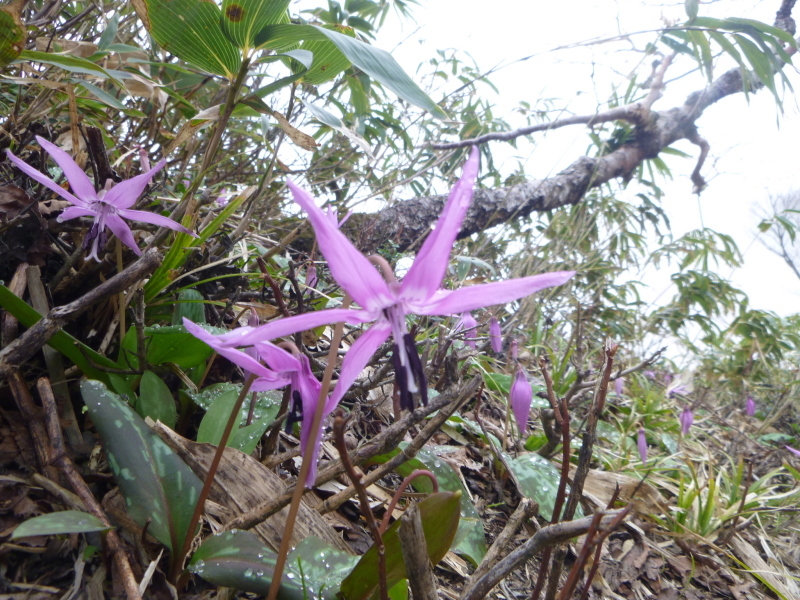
[255,24,447,119]
[171,288,206,325]
[483,372,513,394]
[725,17,798,47]
[97,14,119,51]
[195,386,279,453]
[120,324,219,369]
[12,511,111,539]
[0,0,26,70]
[286,537,359,600]
[340,491,461,600]
[81,380,203,554]
[291,24,355,85]
[220,0,290,51]
[131,0,242,78]
[108,373,138,406]
[0,285,118,385]
[138,370,178,428]
[188,529,305,599]
[505,452,582,521]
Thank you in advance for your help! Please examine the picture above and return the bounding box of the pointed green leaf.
[131,0,242,78]
[505,452,583,521]
[171,288,207,325]
[188,529,305,599]
[18,50,121,82]
[189,382,282,426]
[291,25,355,85]
[81,380,203,554]
[287,537,359,600]
[340,491,461,600]
[138,370,178,428]
[0,285,118,385]
[120,324,219,369]
[0,0,26,70]
[195,386,280,453]
[98,14,119,51]
[220,0,290,51]
[12,511,111,539]
[255,24,447,119]
[734,33,778,100]
[301,99,373,157]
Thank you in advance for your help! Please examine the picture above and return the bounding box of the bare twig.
[8,372,58,481]
[0,250,162,377]
[37,377,143,600]
[399,503,438,600]
[379,470,438,534]
[334,413,389,600]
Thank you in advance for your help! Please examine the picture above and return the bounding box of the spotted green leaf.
[81,380,203,554]
[340,491,461,600]
[505,451,583,521]
[12,511,111,539]
[220,0,290,51]
[255,24,447,119]
[0,0,26,70]
[195,385,280,454]
[131,0,241,78]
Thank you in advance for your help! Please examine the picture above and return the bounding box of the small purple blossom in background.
[6,136,195,261]
[614,377,624,397]
[786,446,800,458]
[745,396,756,417]
[215,188,230,207]
[489,317,502,353]
[510,366,533,433]
[643,370,656,379]
[638,427,648,465]
[680,406,694,435]
[305,263,318,291]
[668,384,690,398]
[454,312,478,349]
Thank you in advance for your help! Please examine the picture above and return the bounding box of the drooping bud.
[489,317,502,353]
[680,406,694,435]
[510,367,533,434]
[305,263,318,291]
[454,312,478,349]
[638,427,648,465]
[614,377,624,397]
[745,396,755,417]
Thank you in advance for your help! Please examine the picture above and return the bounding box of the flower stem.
[266,296,352,600]
[171,373,256,583]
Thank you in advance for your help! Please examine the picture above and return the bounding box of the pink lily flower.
[6,136,195,261]
[453,312,479,349]
[234,146,574,413]
[510,366,533,433]
[614,377,624,397]
[745,396,756,417]
[786,445,800,458]
[183,318,331,486]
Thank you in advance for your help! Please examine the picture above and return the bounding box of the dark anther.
[404,333,428,407]
[285,390,304,433]
[391,343,413,412]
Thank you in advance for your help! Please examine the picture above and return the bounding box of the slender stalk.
[266,297,352,600]
[171,373,256,583]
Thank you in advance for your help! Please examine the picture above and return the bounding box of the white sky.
[361,0,800,319]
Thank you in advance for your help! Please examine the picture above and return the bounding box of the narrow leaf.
[12,511,111,539]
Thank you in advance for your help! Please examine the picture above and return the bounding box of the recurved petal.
[105,213,142,255]
[116,207,196,236]
[57,206,96,222]
[6,148,85,207]
[416,271,576,316]
[182,318,276,379]
[325,321,391,412]
[255,342,302,373]
[287,180,392,312]
[234,307,373,347]
[250,373,292,392]
[401,146,480,302]
[103,159,166,209]
[36,136,97,202]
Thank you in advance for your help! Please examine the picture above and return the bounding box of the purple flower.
[643,370,656,379]
[489,317,503,353]
[638,427,647,465]
[215,188,230,207]
[305,263,318,291]
[786,446,800,458]
[745,396,755,417]
[6,136,195,261]
[668,384,690,398]
[680,406,694,435]
[614,377,624,397]
[234,146,574,412]
[453,312,479,349]
[510,367,533,433]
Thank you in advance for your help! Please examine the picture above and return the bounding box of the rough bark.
[344,3,796,254]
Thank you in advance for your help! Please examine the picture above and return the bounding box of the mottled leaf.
[81,380,203,554]
[138,370,177,429]
[505,452,583,521]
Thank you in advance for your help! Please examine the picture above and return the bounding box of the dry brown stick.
[0,250,162,377]
[461,510,627,600]
[223,377,479,531]
[26,265,84,453]
[334,413,389,600]
[1,262,28,347]
[8,371,58,481]
[318,376,479,516]
[37,377,143,600]
[460,498,538,600]
[399,503,438,600]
